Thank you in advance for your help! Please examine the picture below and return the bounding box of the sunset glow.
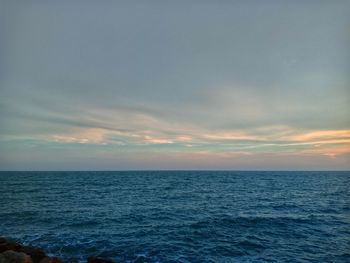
[1,1,349,170]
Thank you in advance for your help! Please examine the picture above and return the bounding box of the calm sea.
[0,171,349,262]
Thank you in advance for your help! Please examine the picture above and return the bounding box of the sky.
[0,0,349,170]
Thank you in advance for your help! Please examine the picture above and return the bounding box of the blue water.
[0,171,349,262]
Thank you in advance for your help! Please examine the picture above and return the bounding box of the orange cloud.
[176,136,193,142]
[202,132,259,141]
[299,144,350,158]
[143,136,173,144]
[286,130,350,142]
[52,128,108,144]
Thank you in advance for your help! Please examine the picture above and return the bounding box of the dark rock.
[19,246,46,263]
[0,250,32,263]
[0,238,46,263]
[0,238,118,263]
[87,256,115,263]
[39,257,61,263]
[0,238,22,253]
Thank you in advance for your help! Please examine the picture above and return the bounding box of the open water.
[0,171,349,262]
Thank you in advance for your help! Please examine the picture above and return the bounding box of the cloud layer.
[1,1,349,170]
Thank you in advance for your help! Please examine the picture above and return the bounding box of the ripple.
[0,171,349,262]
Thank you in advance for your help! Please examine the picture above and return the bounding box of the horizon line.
[1,169,349,172]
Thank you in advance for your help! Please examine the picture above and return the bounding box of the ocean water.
[0,171,349,263]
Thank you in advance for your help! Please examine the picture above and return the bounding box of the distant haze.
[1,1,349,170]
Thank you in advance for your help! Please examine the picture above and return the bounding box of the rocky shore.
[0,238,115,263]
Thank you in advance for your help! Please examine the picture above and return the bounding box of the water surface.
[0,171,349,262]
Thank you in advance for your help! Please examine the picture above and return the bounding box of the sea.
[0,171,349,263]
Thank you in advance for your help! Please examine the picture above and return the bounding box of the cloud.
[0,1,349,169]
[51,128,109,145]
[285,130,350,142]
[143,136,173,145]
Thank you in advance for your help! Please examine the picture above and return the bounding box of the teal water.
[0,171,349,262]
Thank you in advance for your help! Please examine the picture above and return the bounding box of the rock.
[0,250,32,263]
[87,256,115,263]
[39,257,61,263]
[0,238,47,263]
[0,238,118,263]
[0,238,22,253]
[19,247,46,263]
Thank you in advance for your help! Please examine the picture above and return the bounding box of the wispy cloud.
[51,128,109,145]
[1,0,349,169]
[143,135,174,145]
[17,107,349,159]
